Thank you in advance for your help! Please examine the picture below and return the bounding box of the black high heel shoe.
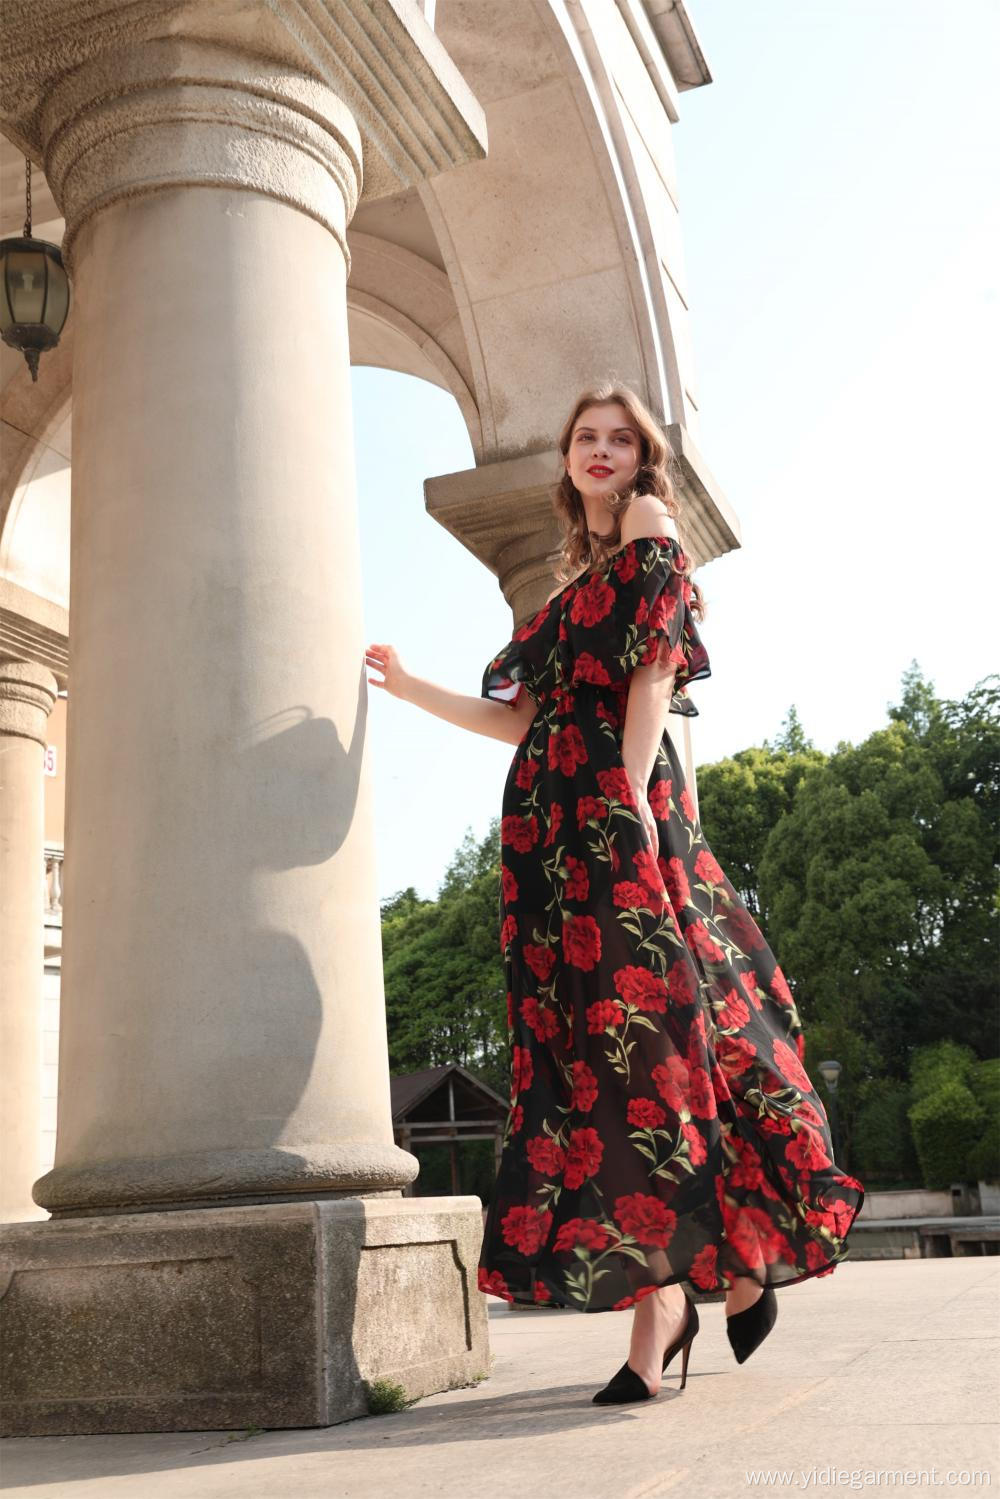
[592,1290,700,1405]
[726,1282,777,1364]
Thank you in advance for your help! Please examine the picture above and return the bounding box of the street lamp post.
[818,1058,842,1163]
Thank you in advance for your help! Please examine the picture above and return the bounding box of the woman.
[365,382,864,1407]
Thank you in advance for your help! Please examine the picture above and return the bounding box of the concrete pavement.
[3,1258,997,1498]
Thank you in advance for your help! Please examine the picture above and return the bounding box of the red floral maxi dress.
[476,533,865,1312]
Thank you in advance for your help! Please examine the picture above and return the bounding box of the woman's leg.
[724,1275,765,1315]
[623,1248,691,1395]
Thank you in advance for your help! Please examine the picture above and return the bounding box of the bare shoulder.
[620,494,678,545]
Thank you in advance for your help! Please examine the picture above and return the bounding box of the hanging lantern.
[0,158,70,382]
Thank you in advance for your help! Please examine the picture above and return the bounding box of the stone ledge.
[0,1195,488,1437]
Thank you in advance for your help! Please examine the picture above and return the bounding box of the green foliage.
[695,741,824,919]
[381,819,510,1097]
[968,1058,1000,1182]
[909,1038,980,1101]
[852,1076,920,1183]
[908,1078,985,1189]
[364,1378,419,1415]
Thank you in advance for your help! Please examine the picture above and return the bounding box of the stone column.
[17,38,427,1216]
[0,658,59,1222]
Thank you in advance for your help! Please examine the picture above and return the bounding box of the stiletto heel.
[592,1290,699,1405]
[726,1282,777,1364]
[678,1333,692,1390]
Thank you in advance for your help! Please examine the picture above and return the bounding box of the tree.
[381,820,510,1094]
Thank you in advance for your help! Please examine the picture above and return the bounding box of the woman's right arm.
[365,642,537,746]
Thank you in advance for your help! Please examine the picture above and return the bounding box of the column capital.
[0,656,59,748]
[36,37,364,271]
[1,0,487,263]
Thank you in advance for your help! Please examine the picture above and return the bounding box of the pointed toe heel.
[592,1290,699,1405]
[726,1283,777,1365]
[591,1359,652,1405]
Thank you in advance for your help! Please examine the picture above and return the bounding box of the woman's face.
[565,402,642,503]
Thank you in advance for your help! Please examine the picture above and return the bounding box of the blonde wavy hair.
[548,381,706,622]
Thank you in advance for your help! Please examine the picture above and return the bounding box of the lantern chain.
[24,156,32,239]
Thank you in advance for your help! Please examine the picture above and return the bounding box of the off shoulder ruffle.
[566,535,711,716]
[481,595,553,707]
[481,534,711,716]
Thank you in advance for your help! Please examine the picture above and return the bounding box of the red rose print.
[614,964,669,1012]
[526,1135,567,1176]
[615,547,639,582]
[687,920,725,962]
[564,914,602,971]
[740,969,764,1010]
[648,778,672,819]
[478,1266,513,1301]
[806,1196,856,1238]
[689,1243,719,1290]
[572,652,613,687]
[542,803,566,851]
[627,1097,666,1129]
[586,998,625,1033]
[597,767,635,806]
[570,1060,599,1112]
[564,1127,604,1189]
[666,958,698,1007]
[613,1192,678,1248]
[510,1103,524,1134]
[805,1241,831,1271]
[613,880,651,909]
[652,1055,690,1111]
[687,1065,717,1120]
[520,995,559,1042]
[501,864,519,903]
[680,787,697,822]
[725,901,768,954]
[554,1218,611,1252]
[548,724,588,775]
[514,757,540,790]
[721,1201,786,1269]
[501,1204,553,1255]
[570,575,616,628]
[511,1044,534,1097]
[500,914,517,953]
[796,1100,827,1130]
[564,853,589,900]
[523,943,556,983]
[634,847,664,891]
[663,856,690,909]
[682,1120,708,1164]
[787,1128,831,1172]
[501,813,539,853]
[716,1033,758,1077]
[695,849,725,886]
[770,966,795,1007]
[576,794,606,828]
[773,1037,812,1093]
[717,990,751,1030]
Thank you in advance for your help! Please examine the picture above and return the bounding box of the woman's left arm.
[622,651,677,795]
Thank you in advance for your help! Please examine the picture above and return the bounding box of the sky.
[355,0,999,906]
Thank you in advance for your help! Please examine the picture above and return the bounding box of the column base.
[32,1140,420,1216]
[0,1196,490,1436]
